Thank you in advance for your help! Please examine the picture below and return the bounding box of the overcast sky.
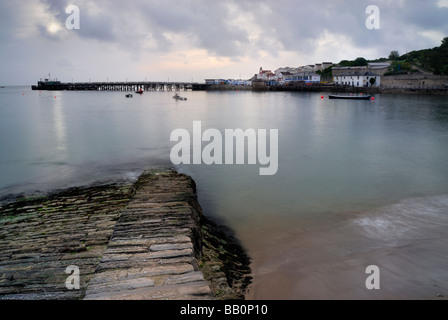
[1,0,448,85]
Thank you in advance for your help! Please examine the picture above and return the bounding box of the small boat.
[135,89,144,94]
[329,94,372,100]
[126,94,133,98]
[173,93,187,101]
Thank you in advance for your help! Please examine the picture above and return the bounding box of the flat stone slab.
[84,281,211,300]
[83,171,212,300]
[0,170,213,300]
[0,184,133,299]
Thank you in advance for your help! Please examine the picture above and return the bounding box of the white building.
[257,67,276,81]
[284,72,321,83]
[276,72,293,84]
[334,71,380,87]
[205,79,252,86]
[302,65,315,72]
[275,67,298,77]
[205,79,227,85]
[227,79,252,86]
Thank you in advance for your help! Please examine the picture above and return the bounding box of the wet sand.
[244,195,448,299]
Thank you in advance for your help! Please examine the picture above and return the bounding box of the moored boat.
[173,93,187,101]
[329,94,372,100]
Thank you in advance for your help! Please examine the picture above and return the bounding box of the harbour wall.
[208,83,448,95]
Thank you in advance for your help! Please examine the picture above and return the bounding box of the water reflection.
[1,88,448,299]
[52,95,67,153]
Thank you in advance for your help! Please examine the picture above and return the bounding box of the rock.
[0,170,251,300]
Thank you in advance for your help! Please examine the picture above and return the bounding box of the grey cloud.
[399,0,448,29]
[0,2,16,33]
[232,0,372,56]
[37,0,447,60]
[76,10,117,42]
[35,0,251,57]
[238,0,447,58]
[9,0,448,59]
[40,0,71,22]
[40,0,117,42]
[1,0,448,85]
[136,0,250,56]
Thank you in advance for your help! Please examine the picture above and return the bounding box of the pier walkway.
[31,81,209,91]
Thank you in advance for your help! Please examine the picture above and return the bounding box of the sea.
[1,86,448,299]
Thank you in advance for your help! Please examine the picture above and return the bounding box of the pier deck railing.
[32,81,209,91]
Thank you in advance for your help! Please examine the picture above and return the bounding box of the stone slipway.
[83,171,211,300]
[0,170,251,300]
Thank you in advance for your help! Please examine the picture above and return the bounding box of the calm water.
[1,86,448,299]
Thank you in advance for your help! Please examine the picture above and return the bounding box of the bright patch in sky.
[47,23,61,34]
[437,0,448,8]
[419,30,446,43]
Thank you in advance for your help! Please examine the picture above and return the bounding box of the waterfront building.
[275,67,298,77]
[322,62,333,70]
[205,79,219,85]
[257,67,276,81]
[367,62,391,76]
[332,62,390,77]
[334,71,381,87]
[332,66,367,76]
[205,79,252,86]
[284,72,321,83]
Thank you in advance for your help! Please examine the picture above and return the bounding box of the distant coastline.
[28,81,448,95]
[28,73,448,96]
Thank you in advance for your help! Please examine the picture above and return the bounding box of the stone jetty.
[0,170,251,300]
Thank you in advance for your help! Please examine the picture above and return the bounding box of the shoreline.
[3,84,447,95]
[206,84,448,95]
[0,170,251,300]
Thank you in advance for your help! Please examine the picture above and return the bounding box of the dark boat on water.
[172,93,187,101]
[329,94,372,100]
[31,74,66,91]
[135,89,144,94]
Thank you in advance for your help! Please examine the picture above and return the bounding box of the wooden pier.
[31,81,210,92]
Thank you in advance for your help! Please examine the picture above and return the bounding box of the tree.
[321,66,333,77]
[389,50,400,60]
[339,58,367,67]
[442,65,448,75]
[442,37,448,47]
[369,77,376,86]
[385,61,412,75]
[338,60,352,66]
[354,57,368,66]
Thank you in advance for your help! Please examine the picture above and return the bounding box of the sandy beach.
[245,195,448,299]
